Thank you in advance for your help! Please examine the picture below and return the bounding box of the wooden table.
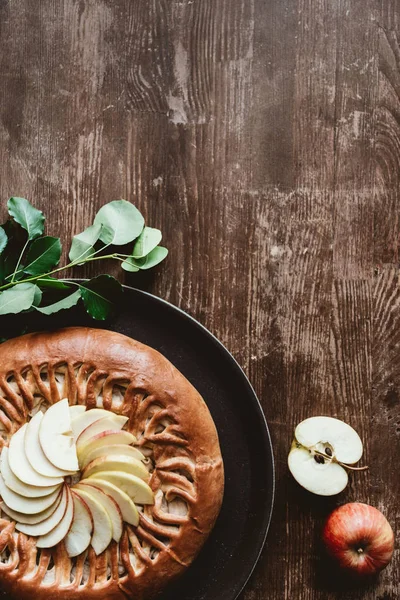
[0,1,398,598]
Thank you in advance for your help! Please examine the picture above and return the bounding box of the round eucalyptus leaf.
[134,246,168,270]
[132,227,162,258]
[69,223,102,263]
[94,200,144,245]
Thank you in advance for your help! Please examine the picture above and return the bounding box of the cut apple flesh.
[81,443,145,469]
[82,455,150,482]
[295,416,363,464]
[65,493,93,557]
[1,447,59,498]
[72,487,112,555]
[36,487,74,548]
[78,430,136,465]
[89,471,154,505]
[25,412,73,478]
[76,415,128,449]
[69,405,86,420]
[8,424,63,486]
[71,408,116,440]
[74,483,123,542]
[288,443,349,495]
[80,480,139,526]
[15,485,68,536]
[0,491,62,524]
[0,474,61,514]
[39,399,79,472]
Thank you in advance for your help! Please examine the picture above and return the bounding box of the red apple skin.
[323,503,394,576]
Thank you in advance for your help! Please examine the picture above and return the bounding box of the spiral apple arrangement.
[288,416,395,577]
[0,399,154,556]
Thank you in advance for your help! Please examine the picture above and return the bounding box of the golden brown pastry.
[0,327,224,599]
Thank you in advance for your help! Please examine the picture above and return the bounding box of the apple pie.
[0,327,224,599]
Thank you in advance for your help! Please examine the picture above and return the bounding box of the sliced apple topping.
[39,399,79,472]
[0,400,154,558]
[64,493,93,557]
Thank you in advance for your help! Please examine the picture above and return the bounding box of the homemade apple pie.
[0,328,224,599]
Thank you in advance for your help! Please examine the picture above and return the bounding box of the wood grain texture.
[0,0,399,599]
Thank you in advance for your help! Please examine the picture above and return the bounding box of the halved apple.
[69,405,86,420]
[0,491,62,525]
[89,471,154,505]
[0,474,61,514]
[15,485,68,536]
[81,443,145,469]
[39,399,79,472]
[78,430,136,465]
[36,487,74,548]
[78,480,139,527]
[65,492,93,557]
[25,412,73,478]
[8,424,63,487]
[82,455,149,482]
[1,447,60,498]
[74,483,123,542]
[72,487,112,555]
[71,408,115,440]
[76,415,128,449]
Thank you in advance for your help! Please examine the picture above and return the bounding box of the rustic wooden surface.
[0,0,398,598]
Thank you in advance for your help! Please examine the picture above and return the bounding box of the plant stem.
[0,253,122,291]
[10,239,30,283]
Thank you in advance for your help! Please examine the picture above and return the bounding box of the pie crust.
[0,327,224,599]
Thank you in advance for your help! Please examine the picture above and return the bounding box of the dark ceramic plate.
[0,285,275,600]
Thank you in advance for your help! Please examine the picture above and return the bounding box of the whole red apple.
[322,503,394,576]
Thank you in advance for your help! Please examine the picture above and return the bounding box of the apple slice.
[72,487,112,555]
[74,483,123,542]
[8,424,63,487]
[78,430,136,465]
[25,412,73,478]
[36,487,74,548]
[1,447,59,498]
[78,480,139,526]
[81,443,145,469]
[0,490,62,524]
[69,405,86,420]
[0,474,61,514]
[89,471,154,505]
[39,399,79,472]
[71,408,116,440]
[15,485,68,536]
[65,493,93,557]
[82,455,149,482]
[76,415,128,449]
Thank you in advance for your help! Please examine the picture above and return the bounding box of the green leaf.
[0,227,8,256]
[94,200,144,245]
[36,290,81,315]
[0,283,38,315]
[32,286,43,307]
[24,236,62,275]
[121,258,140,272]
[69,223,102,263]
[133,246,168,270]
[7,198,45,240]
[132,227,162,259]
[80,275,122,320]
[36,277,70,290]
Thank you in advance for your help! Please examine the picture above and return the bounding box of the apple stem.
[312,449,369,471]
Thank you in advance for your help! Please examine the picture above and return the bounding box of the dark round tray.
[0,285,275,600]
